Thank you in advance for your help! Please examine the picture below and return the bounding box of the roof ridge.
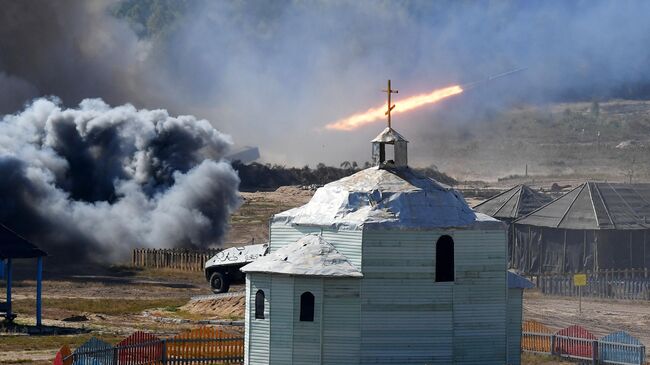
[512,185,523,217]
[472,184,519,209]
[628,185,650,227]
[494,185,521,216]
[513,183,583,224]
[557,183,586,228]
[606,181,643,224]
[593,182,616,229]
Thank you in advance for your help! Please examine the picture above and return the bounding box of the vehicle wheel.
[210,271,230,293]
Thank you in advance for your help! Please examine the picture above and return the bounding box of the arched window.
[255,290,265,319]
[435,235,454,282]
[299,292,315,322]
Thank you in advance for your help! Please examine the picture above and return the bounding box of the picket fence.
[132,248,222,272]
[538,270,650,300]
[522,320,646,365]
[53,327,244,365]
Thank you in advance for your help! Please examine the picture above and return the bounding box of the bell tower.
[372,80,408,167]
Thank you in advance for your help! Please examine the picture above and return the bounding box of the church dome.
[273,166,496,230]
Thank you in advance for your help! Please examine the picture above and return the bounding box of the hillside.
[426,99,650,182]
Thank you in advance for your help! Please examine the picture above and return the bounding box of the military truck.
[204,243,268,293]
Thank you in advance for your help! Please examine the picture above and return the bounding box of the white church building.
[241,97,531,364]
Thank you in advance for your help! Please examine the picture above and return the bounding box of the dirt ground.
[5,266,647,365]
[224,186,314,245]
[0,266,239,365]
[181,294,246,319]
[524,290,650,345]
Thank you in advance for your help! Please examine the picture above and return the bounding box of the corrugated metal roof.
[0,224,47,259]
[241,234,362,277]
[273,166,501,230]
[473,185,552,220]
[515,182,650,229]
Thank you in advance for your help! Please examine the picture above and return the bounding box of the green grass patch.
[162,305,180,312]
[13,298,188,316]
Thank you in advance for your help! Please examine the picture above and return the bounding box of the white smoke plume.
[0,97,241,262]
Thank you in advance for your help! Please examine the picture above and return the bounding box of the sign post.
[574,273,587,313]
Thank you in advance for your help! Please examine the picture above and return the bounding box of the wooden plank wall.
[132,248,223,271]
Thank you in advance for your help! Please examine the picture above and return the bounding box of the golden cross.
[382,79,398,128]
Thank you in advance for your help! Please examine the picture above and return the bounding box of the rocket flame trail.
[325,85,463,131]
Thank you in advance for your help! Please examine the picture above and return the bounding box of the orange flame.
[325,85,463,131]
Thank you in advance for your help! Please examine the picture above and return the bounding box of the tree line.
[232,161,457,191]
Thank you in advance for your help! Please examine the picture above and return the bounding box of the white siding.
[270,224,363,269]
[245,277,251,365]
[249,224,510,365]
[269,224,319,252]
[293,278,323,365]
[453,230,507,365]
[507,288,523,365]
[321,229,362,269]
[360,230,453,364]
[248,274,271,365]
[270,276,294,364]
[323,278,361,364]
[360,228,508,365]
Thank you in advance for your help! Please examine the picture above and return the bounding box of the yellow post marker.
[574,273,587,313]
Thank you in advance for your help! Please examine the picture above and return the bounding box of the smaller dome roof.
[273,166,500,230]
[241,234,362,277]
[371,127,408,143]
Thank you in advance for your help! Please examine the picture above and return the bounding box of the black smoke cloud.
[0,98,241,261]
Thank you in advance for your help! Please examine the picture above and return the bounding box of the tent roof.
[515,182,650,229]
[473,185,552,220]
[241,235,362,277]
[0,224,47,259]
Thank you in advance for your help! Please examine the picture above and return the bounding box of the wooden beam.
[6,258,11,320]
[36,256,42,327]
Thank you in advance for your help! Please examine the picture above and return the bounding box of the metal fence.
[132,248,223,272]
[53,327,244,365]
[522,321,647,365]
[538,269,650,300]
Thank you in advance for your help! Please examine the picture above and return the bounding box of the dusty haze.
[2,1,650,169]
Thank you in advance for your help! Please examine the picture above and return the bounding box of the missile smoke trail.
[0,97,241,262]
[324,68,527,131]
[325,85,463,131]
